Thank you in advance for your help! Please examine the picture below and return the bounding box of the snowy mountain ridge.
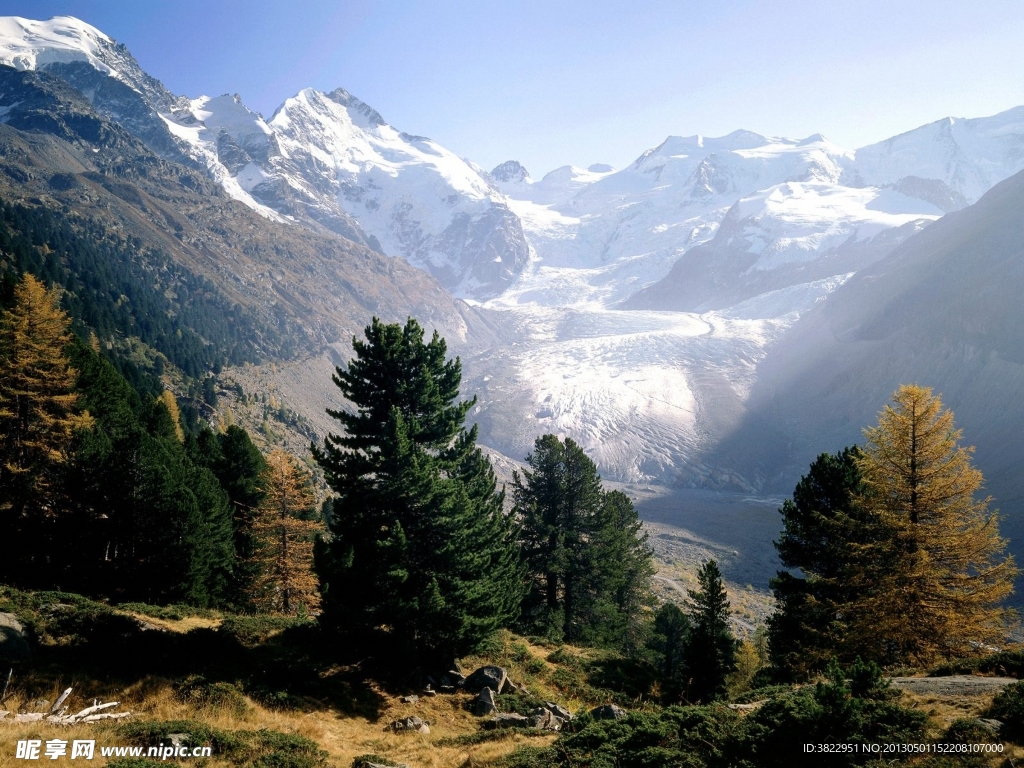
[5,14,1024,487]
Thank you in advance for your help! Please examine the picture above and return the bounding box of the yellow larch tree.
[0,274,92,520]
[249,449,322,614]
[159,390,185,442]
[847,384,1016,665]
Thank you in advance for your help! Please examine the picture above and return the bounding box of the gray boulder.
[389,715,429,734]
[464,665,508,694]
[442,671,466,687]
[484,713,531,729]
[529,707,562,731]
[590,704,628,721]
[471,686,499,717]
[543,701,574,721]
[0,612,30,662]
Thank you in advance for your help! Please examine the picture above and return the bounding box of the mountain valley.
[2,14,1024,591]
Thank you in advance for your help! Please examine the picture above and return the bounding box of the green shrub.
[934,719,998,767]
[219,615,312,645]
[493,746,558,768]
[730,684,792,704]
[556,705,737,767]
[173,675,252,717]
[118,720,327,767]
[517,659,929,768]
[0,587,134,645]
[546,647,584,669]
[932,649,1024,679]
[248,729,328,768]
[119,719,246,754]
[941,718,997,745]
[988,680,1024,742]
[730,667,927,767]
[496,690,547,716]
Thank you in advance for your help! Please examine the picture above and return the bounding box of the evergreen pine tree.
[0,274,92,584]
[186,424,268,605]
[513,434,653,647]
[846,385,1017,665]
[587,489,655,650]
[249,449,321,614]
[768,447,867,680]
[648,602,690,702]
[314,317,522,671]
[63,341,236,605]
[217,425,269,603]
[683,559,737,703]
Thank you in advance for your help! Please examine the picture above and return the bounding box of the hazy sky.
[6,1,1024,176]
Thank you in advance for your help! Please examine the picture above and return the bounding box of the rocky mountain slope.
[0,65,494,371]
[0,16,528,300]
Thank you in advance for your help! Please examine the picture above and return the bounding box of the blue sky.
[5,1,1024,176]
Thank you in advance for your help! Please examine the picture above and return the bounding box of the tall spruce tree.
[847,385,1016,665]
[314,317,522,671]
[768,447,867,680]
[67,341,236,605]
[683,559,737,703]
[186,424,267,605]
[648,602,690,702]
[513,434,653,647]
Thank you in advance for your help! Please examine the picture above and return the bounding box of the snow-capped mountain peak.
[0,15,186,114]
[0,16,114,76]
[323,87,387,128]
[260,86,529,297]
[855,105,1024,204]
[0,12,532,298]
[490,160,531,184]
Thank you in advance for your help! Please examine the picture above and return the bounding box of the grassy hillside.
[3,588,1023,767]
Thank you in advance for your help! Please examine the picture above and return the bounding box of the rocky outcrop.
[483,713,531,729]
[464,665,508,694]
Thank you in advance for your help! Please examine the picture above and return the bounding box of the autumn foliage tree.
[846,384,1016,665]
[249,449,321,614]
[0,274,91,583]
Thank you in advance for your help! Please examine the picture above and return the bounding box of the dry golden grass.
[118,611,221,633]
[1,675,555,767]
[0,618,570,768]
